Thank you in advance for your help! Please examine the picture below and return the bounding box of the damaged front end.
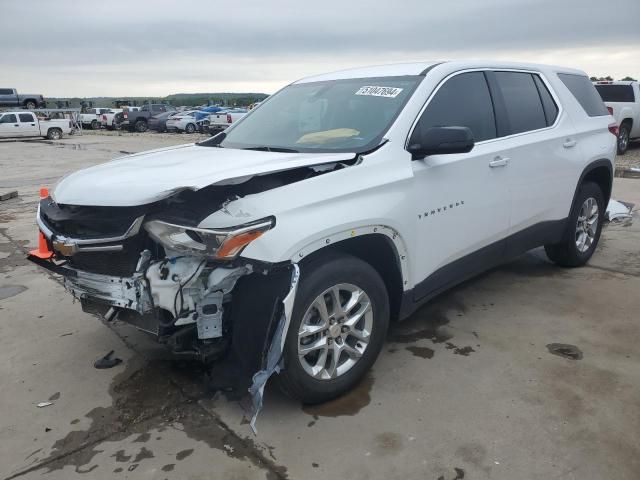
[28,188,299,426]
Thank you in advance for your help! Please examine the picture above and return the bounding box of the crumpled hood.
[53,144,354,206]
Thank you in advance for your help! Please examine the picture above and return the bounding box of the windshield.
[214,76,422,153]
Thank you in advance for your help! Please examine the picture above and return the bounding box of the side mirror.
[408,126,475,159]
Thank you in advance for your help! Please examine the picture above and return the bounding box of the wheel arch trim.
[290,225,411,290]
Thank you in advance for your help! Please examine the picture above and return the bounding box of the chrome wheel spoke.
[297,283,374,380]
[299,337,328,356]
[575,197,599,253]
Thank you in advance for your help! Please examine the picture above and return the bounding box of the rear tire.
[617,122,631,155]
[134,120,148,133]
[47,128,62,140]
[185,123,196,134]
[545,181,604,267]
[91,119,99,130]
[277,253,389,404]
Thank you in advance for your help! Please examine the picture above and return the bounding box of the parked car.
[0,88,45,110]
[594,80,640,154]
[148,111,180,132]
[80,108,110,130]
[115,104,176,132]
[207,109,248,131]
[101,107,140,130]
[0,111,71,139]
[165,110,209,133]
[29,61,615,412]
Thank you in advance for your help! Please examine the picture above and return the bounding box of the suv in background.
[30,61,616,418]
[594,81,640,154]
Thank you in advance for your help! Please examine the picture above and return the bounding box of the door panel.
[0,113,20,137]
[17,113,39,136]
[409,71,511,301]
[489,71,580,235]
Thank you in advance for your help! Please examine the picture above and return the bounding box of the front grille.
[40,199,146,239]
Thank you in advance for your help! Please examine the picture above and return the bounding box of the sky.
[1,0,639,97]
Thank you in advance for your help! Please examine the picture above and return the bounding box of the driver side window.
[417,72,497,142]
[0,114,17,124]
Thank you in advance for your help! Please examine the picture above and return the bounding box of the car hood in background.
[53,144,354,206]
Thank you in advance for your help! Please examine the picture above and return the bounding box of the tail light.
[606,106,613,115]
[102,114,107,120]
[609,123,619,137]
[226,113,232,124]
[123,111,128,119]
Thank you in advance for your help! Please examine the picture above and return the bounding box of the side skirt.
[399,219,567,319]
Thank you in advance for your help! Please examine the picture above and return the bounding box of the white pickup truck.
[594,81,640,154]
[207,109,248,132]
[79,108,110,130]
[0,111,71,139]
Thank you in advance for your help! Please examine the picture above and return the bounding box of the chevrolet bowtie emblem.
[52,239,78,256]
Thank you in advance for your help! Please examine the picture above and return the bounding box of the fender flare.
[570,159,613,209]
[290,224,411,289]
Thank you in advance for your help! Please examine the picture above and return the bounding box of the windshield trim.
[206,75,423,154]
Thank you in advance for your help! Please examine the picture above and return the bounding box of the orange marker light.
[216,230,265,259]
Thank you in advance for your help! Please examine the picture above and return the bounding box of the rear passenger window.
[494,72,547,134]
[533,76,559,126]
[19,113,34,122]
[418,72,496,142]
[594,84,635,103]
[558,73,609,117]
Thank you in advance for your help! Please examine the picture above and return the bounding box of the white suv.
[31,61,616,413]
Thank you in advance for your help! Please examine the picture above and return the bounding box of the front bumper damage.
[28,215,300,430]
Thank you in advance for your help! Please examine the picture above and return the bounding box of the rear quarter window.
[594,84,636,103]
[558,73,609,117]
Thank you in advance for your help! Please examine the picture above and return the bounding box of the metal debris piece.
[37,402,53,408]
[94,350,123,369]
[0,190,18,201]
[606,199,634,223]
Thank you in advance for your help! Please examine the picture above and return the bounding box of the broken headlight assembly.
[144,217,274,259]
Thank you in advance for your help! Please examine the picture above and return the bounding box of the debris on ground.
[37,402,53,408]
[94,350,123,369]
[0,190,18,201]
[606,199,634,223]
[546,343,583,360]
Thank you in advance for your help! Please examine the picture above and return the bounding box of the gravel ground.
[616,142,640,169]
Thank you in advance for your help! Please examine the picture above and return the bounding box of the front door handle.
[489,157,510,168]
[14,124,19,127]
[563,139,577,148]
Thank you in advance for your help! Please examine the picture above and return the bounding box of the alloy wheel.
[297,283,373,380]
[575,197,599,253]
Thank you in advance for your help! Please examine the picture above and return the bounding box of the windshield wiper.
[242,146,300,153]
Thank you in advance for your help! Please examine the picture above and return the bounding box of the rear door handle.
[563,139,577,148]
[489,157,510,168]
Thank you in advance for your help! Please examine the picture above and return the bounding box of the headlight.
[144,217,274,260]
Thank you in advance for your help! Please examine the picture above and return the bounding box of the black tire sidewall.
[568,182,605,263]
[135,120,147,132]
[280,254,389,403]
[618,124,630,154]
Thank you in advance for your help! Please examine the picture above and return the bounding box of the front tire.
[278,253,389,404]
[545,181,604,267]
[91,119,99,130]
[25,100,37,110]
[185,123,196,134]
[617,122,631,155]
